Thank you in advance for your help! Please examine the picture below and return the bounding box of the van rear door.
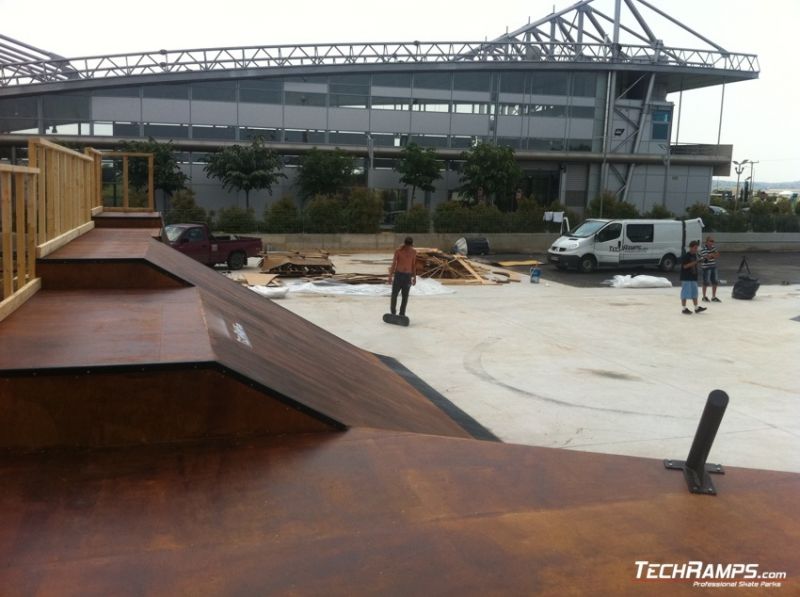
[594,222,622,266]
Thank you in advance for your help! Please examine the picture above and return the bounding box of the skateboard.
[382,313,410,327]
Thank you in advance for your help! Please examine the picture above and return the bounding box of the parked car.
[708,205,729,215]
[162,223,262,270]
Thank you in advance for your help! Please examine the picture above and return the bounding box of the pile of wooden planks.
[259,251,335,277]
[415,249,520,285]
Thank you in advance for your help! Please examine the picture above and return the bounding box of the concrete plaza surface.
[272,254,800,473]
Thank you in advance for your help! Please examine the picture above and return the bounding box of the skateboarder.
[388,236,417,319]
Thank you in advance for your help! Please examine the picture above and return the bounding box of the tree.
[121,138,188,210]
[394,143,442,208]
[458,143,522,210]
[203,137,285,209]
[296,148,355,199]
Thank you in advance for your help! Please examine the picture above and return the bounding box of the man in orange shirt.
[388,236,417,318]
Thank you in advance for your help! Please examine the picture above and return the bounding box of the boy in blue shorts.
[680,240,707,315]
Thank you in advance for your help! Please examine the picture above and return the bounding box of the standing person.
[388,236,417,318]
[700,235,721,302]
[680,240,707,315]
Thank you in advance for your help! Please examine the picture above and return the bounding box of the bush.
[507,198,545,232]
[686,203,711,219]
[432,201,470,233]
[587,192,639,218]
[163,189,210,225]
[775,214,800,232]
[643,204,674,219]
[344,188,383,233]
[468,204,507,232]
[722,212,749,233]
[216,206,258,233]
[749,213,774,232]
[775,198,793,215]
[432,202,507,233]
[264,196,302,233]
[394,204,431,233]
[748,199,777,215]
[304,195,344,233]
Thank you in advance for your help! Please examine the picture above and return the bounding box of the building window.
[112,122,142,137]
[409,134,448,148]
[329,131,367,145]
[500,72,526,94]
[569,106,595,119]
[498,103,523,116]
[330,94,368,109]
[527,104,566,117]
[143,84,189,99]
[285,91,327,107]
[530,72,568,95]
[191,125,235,140]
[371,97,411,111]
[192,81,236,102]
[372,73,411,88]
[572,73,597,97]
[240,79,283,104]
[567,139,592,151]
[240,127,281,142]
[411,98,450,112]
[144,123,189,138]
[453,102,494,115]
[284,129,325,143]
[453,72,492,91]
[93,86,140,98]
[651,109,671,140]
[413,72,452,90]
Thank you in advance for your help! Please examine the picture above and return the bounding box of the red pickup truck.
[162,223,262,270]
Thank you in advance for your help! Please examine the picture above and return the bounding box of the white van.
[547,218,704,273]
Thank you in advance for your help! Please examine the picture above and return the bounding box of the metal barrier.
[0,163,40,321]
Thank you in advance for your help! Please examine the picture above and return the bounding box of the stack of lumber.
[259,251,335,277]
[415,249,520,285]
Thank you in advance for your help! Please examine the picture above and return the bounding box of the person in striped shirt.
[700,236,721,302]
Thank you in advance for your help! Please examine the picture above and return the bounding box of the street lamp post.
[748,161,759,202]
[733,159,749,212]
[660,143,671,209]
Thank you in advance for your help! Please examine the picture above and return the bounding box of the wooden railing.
[0,164,41,321]
[27,138,100,258]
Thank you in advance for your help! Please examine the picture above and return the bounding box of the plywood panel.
[0,429,796,595]
[0,367,334,449]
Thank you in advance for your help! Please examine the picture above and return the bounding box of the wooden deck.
[1,428,797,596]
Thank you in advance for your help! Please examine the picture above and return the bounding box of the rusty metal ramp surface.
[0,428,796,596]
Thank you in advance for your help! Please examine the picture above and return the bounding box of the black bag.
[732,257,759,300]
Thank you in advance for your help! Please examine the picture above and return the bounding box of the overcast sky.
[3,0,798,183]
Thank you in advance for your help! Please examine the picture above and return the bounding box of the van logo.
[610,245,647,252]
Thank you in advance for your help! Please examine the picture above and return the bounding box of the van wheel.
[227,251,246,270]
[579,255,597,273]
[659,254,676,272]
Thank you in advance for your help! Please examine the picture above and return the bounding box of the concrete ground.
[254,254,800,473]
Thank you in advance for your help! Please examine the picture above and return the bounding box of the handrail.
[0,164,40,322]
[0,40,760,88]
[28,137,97,258]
